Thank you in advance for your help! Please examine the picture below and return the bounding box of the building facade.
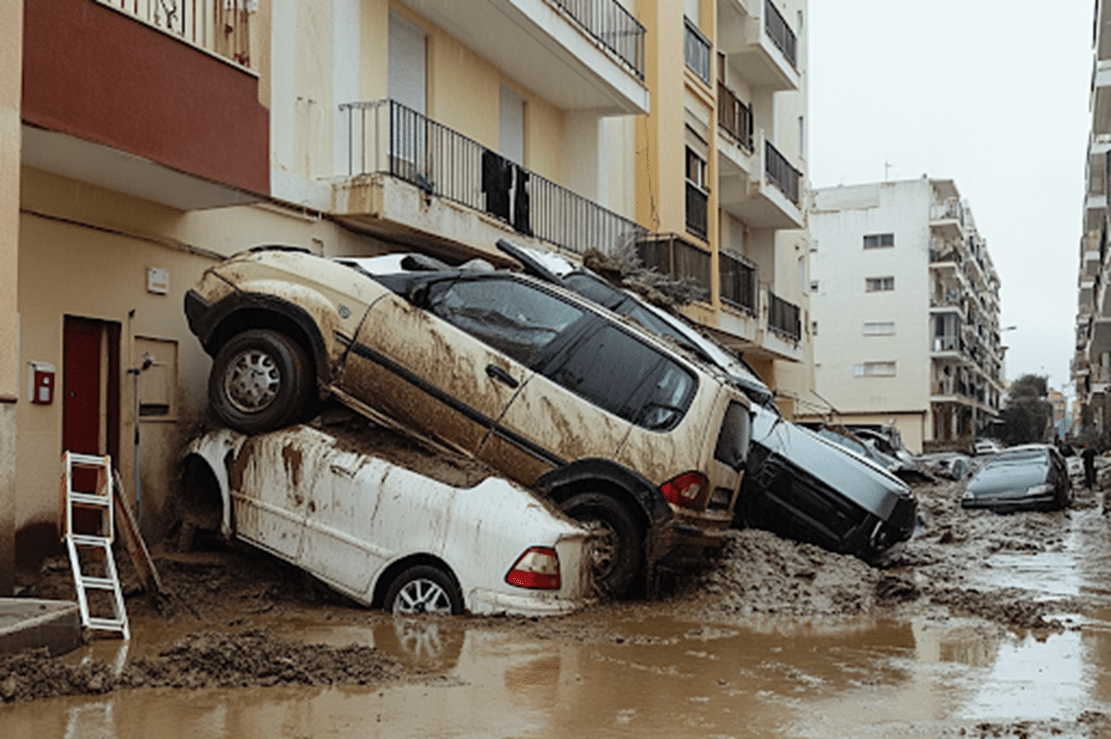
[1074,0,1111,440]
[2,0,813,588]
[637,0,813,417]
[805,179,1003,454]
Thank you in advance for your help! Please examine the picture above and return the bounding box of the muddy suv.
[185,246,753,597]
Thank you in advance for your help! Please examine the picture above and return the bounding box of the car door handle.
[485,364,519,389]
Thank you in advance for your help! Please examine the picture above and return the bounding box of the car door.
[338,275,587,467]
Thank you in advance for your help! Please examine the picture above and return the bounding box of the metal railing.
[684,18,711,84]
[717,83,753,152]
[636,234,712,302]
[720,252,757,314]
[767,290,801,341]
[550,0,645,80]
[764,0,797,68]
[339,100,647,256]
[96,0,251,67]
[685,182,709,241]
[765,140,800,205]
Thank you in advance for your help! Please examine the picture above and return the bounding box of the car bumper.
[961,492,1064,512]
[465,588,593,616]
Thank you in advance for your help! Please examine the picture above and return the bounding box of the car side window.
[546,324,696,430]
[426,277,585,366]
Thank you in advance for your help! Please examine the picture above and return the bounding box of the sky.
[808,0,1093,397]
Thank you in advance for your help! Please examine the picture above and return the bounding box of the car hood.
[965,464,1049,497]
[751,406,912,519]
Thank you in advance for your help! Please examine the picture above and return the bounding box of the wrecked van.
[185,247,753,597]
[183,425,594,616]
[490,239,917,558]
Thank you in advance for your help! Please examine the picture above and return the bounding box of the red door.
[63,318,103,496]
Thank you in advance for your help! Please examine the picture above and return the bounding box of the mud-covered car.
[961,444,1071,513]
[184,246,753,597]
[489,239,917,558]
[183,426,593,616]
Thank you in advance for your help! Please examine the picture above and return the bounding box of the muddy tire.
[561,492,643,599]
[385,565,463,616]
[209,329,316,434]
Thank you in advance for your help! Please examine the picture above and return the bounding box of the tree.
[998,374,1052,446]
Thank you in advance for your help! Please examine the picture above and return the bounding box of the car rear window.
[427,278,585,366]
[546,324,697,430]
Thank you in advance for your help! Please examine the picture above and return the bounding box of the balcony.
[1083,232,1103,279]
[95,0,251,67]
[1093,60,1111,138]
[930,198,966,240]
[337,100,647,258]
[717,130,804,230]
[716,0,800,91]
[717,83,754,152]
[21,0,268,209]
[766,290,801,342]
[399,0,648,115]
[635,234,711,302]
[1086,143,1109,233]
[684,17,712,84]
[720,251,758,315]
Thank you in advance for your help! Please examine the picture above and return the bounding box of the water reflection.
[3,610,1110,738]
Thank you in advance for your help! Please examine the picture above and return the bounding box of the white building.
[805,178,1003,454]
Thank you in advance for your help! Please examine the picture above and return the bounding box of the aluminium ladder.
[60,451,130,640]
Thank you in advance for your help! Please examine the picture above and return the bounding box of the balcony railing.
[717,83,754,152]
[636,234,712,302]
[340,100,647,256]
[684,18,711,84]
[765,141,800,205]
[96,0,251,67]
[720,252,757,314]
[764,0,797,68]
[550,0,645,80]
[685,181,709,241]
[767,290,801,342]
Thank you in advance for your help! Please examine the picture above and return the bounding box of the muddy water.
[2,608,1110,738]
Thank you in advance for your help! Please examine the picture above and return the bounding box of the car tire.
[209,329,316,434]
[560,492,643,599]
[385,565,463,616]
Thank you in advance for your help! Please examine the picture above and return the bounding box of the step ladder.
[60,451,130,640]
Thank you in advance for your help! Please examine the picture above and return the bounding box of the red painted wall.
[22,0,269,197]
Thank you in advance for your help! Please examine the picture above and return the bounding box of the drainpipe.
[128,352,153,524]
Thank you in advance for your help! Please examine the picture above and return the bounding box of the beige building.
[805,179,1003,454]
[3,0,813,589]
[1074,0,1111,439]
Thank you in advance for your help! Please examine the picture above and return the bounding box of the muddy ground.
[6,467,1111,736]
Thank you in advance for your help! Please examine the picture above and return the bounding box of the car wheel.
[209,329,316,434]
[560,492,643,599]
[385,565,463,616]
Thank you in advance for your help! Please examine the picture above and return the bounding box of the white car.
[183,425,594,617]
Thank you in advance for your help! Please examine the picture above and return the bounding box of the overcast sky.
[808,0,1092,396]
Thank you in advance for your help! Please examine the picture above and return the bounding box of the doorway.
[62,316,121,489]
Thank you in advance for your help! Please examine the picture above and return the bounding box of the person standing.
[1082,443,1098,491]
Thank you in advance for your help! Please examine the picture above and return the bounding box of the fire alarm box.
[29,361,55,405]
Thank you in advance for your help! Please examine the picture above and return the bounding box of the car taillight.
[506,547,561,590]
[660,471,709,510]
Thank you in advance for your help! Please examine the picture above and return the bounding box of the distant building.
[803,178,1004,454]
[1048,388,1068,440]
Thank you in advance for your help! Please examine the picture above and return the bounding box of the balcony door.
[388,13,427,179]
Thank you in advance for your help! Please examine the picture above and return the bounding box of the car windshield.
[983,449,1048,468]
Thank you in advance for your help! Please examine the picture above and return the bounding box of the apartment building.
[805,179,1004,454]
[637,0,813,416]
[1074,0,1111,439]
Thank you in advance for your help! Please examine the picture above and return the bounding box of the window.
[499,86,525,165]
[865,276,895,292]
[863,233,895,249]
[686,147,706,188]
[811,320,818,336]
[547,324,697,430]
[854,362,896,377]
[810,280,819,293]
[427,278,585,367]
[863,321,895,336]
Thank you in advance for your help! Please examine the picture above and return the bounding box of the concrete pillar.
[0,0,23,594]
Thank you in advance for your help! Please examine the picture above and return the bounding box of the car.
[960,444,1071,513]
[488,239,917,558]
[915,451,977,481]
[974,439,1003,456]
[185,245,753,597]
[182,425,594,616]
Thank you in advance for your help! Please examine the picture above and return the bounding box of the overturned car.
[490,240,917,559]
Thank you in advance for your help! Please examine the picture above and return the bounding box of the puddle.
[5,610,1110,739]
